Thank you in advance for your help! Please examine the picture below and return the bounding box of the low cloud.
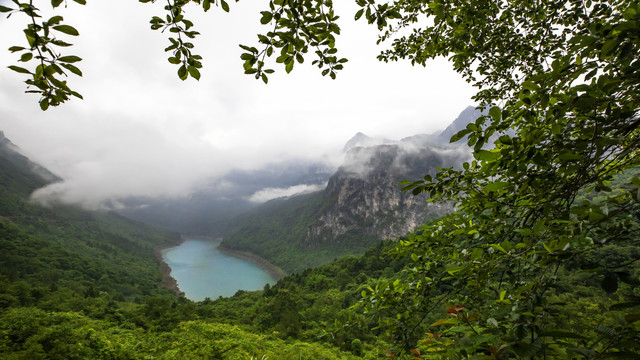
[0,0,475,210]
[248,183,326,203]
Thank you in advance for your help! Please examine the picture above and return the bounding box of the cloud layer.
[0,0,476,208]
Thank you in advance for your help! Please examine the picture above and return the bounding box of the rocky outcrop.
[303,143,470,246]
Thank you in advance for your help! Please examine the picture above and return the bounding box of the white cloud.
[248,184,327,203]
[0,0,476,208]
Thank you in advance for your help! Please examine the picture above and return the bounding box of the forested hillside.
[1,130,639,359]
[0,132,371,359]
[2,0,640,358]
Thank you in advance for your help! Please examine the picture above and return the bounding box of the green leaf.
[541,330,587,339]
[61,63,82,76]
[522,81,540,92]
[47,15,64,25]
[0,5,13,12]
[51,0,64,8]
[53,25,80,36]
[558,151,582,161]
[624,313,640,324]
[188,66,200,80]
[177,65,188,80]
[8,65,31,74]
[601,39,620,56]
[489,106,501,121]
[220,0,229,12]
[260,11,273,24]
[450,129,470,143]
[475,150,501,162]
[57,55,82,63]
[610,301,640,311]
[490,244,508,254]
[483,181,509,192]
[568,348,596,357]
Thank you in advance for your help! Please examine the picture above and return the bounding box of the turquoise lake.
[161,238,276,301]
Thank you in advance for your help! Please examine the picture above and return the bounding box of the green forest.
[2,0,640,358]
[1,139,639,358]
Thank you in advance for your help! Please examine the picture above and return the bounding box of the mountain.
[221,107,478,272]
[0,131,367,359]
[0,131,180,302]
[116,107,483,239]
[0,131,59,199]
[428,106,483,144]
[117,159,334,235]
[342,132,392,152]
[304,143,464,247]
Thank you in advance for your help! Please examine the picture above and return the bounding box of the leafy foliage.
[238,0,347,83]
[348,0,640,357]
[2,0,85,110]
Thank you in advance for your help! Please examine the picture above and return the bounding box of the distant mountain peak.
[0,130,14,147]
[429,106,484,144]
[343,132,394,152]
[343,132,372,152]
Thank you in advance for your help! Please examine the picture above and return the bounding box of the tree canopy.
[3,0,640,358]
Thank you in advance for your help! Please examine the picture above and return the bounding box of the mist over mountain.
[303,142,469,248]
[117,159,335,235]
[221,106,479,272]
[118,106,479,237]
[0,131,180,302]
[342,132,393,152]
[0,131,60,188]
[428,106,484,144]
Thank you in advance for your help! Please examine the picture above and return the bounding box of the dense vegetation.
[0,137,367,359]
[221,191,380,273]
[1,133,640,359]
[3,0,640,358]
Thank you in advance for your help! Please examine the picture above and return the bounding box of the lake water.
[161,237,276,301]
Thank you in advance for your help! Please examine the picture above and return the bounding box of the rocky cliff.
[221,106,481,271]
[303,142,469,247]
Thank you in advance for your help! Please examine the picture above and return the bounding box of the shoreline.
[181,235,288,281]
[216,245,288,281]
[153,237,185,296]
[156,235,288,297]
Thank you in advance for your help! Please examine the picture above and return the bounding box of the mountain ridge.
[221,107,479,272]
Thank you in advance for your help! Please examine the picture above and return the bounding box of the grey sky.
[0,0,476,208]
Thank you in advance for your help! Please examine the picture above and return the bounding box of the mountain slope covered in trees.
[1,130,639,359]
[0,132,370,359]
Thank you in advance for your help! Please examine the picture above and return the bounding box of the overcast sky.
[0,0,476,208]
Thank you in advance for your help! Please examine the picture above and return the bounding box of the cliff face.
[221,106,482,271]
[303,143,468,246]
